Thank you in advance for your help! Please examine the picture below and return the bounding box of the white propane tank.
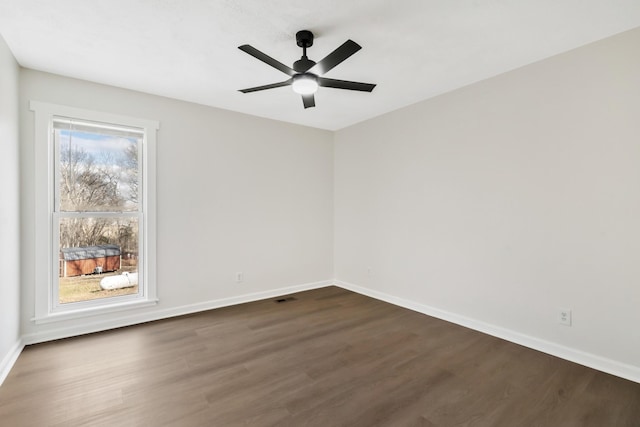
[100,272,139,290]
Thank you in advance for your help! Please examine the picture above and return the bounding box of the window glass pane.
[58,217,139,304]
[55,119,140,212]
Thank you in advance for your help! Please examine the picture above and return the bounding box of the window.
[31,102,159,322]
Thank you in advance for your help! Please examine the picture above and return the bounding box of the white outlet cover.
[559,309,572,326]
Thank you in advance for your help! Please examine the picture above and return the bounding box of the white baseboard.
[0,338,24,386]
[335,280,640,384]
[22,280,333,346]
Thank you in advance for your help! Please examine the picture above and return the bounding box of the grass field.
[58,265,138,304]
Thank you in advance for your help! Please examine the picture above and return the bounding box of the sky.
[59,129,138,159]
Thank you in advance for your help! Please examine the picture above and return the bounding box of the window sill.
[32,298,159,324]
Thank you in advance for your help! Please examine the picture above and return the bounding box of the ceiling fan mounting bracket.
[296,30,314,48]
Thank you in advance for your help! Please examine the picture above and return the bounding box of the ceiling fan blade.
[302,94,315,109]
[317,77,376,92]
[239,79,293,93]
[309,40,361,75]
[238,45,296,76]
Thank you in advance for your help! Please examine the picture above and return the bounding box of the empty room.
[1,1,639,426]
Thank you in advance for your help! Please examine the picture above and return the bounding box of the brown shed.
[60,245,121,277]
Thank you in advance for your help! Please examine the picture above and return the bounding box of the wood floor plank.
[1,286,638,426]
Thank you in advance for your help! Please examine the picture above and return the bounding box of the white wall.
[0,33,21,382]
[19,70,334,341]
[335,28,640,377]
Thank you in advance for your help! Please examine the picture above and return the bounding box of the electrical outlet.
[559,309,572,326]
[235,272,243,283]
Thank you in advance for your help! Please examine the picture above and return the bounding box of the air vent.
[274,297,297,303]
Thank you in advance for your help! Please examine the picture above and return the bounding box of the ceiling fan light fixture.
[292,74,318,95]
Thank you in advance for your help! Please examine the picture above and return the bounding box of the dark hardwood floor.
[1,286,639,426]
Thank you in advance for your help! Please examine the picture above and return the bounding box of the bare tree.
[120,142,139,206]
[59,140,132,249]
[59,145,125,212]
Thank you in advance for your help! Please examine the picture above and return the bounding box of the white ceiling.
[1,1,640,131]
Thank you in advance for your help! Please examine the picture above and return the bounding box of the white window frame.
[31,102,159,323]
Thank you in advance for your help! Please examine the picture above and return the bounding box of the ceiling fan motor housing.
[293,58,316,73]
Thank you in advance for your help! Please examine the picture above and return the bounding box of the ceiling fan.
[238,30,376,109]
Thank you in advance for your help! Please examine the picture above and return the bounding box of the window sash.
[52,117,143,214]
[51,212,144,312]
